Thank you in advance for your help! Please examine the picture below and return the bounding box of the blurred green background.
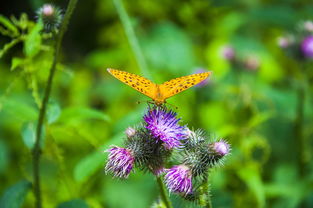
[0,0,313,207]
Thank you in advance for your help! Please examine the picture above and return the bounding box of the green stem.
[32,1,78,207]
[156,177,173,208]
[199,176,212,208]
[112,0,150,79]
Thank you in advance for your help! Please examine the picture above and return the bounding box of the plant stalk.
[32,0,78,207]
[156,176,173,208]
[112,0,150,79]
[199,175,212,208]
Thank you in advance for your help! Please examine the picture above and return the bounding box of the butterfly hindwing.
[159,72,212,100]
[107,68,157,99]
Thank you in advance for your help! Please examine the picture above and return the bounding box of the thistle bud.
[125,127,136,138]
[212,140,230,156]
[37,4,62,32]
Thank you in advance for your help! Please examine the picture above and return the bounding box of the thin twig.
[32,0,78,207]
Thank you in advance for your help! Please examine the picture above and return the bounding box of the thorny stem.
[156,177,173,208]
[112,0,150,79]
[199,176,212,208]
[32,0,78,207]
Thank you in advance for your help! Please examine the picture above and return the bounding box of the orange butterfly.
[107,68,212,106]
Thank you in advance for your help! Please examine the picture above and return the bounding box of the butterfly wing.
[107,68,157,99]
[159,71,212,100]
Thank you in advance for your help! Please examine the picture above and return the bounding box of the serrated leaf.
[11,57,24,71]
[58,107,110,124]
[47,101,61,124]
[24,21,43,57]
[0,15,19,36]
[21,122,45,149]
[0,180,32,208]
[57,199,89,208]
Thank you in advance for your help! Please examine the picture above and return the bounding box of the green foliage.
[0,0,313,208]
[0,180,32,208]
[57,199,89,208]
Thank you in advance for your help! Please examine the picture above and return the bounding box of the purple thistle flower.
[144,108,187,149]
[164,165,192,195]
[301,35,313,58]
[105,146,134,178]
[212,140,230,156]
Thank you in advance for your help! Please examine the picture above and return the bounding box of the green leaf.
[58,107,110,124]
[57,199,89,208]
[47,101,61,124]
[21,122,45,149]
[24,21,43,57]
[11,57,24,71]
[1,98,38,121]
[0,15,19,36]
[0,180,32,208]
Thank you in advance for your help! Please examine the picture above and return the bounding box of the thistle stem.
[112,0,150,79]
[32,0,78,207]
[156,177,173,208]
[199,176,212,208]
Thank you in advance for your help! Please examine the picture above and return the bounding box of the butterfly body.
[107,68,211,106]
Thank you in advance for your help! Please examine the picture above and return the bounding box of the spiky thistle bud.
[105,146,135,178]
[125,127,170,174]
[37,4,62,32]
[125,127,136,138]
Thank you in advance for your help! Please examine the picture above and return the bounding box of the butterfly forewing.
[107,68,157,99]
[159,72,212,100]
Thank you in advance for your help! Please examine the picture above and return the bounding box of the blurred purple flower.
[221,45,235,61]
[212,140,230,156]
[277,36,291,48]
[144,108,186,149]
[301,36,313,58]
[303,20,313,32]
[164,165,192,195]
[244,55,260,71]
[105,146,134,178]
